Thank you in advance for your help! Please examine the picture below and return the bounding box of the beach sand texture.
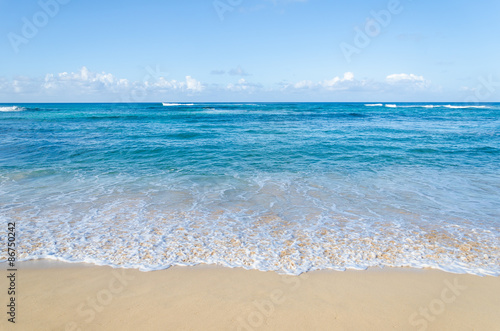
[1,261,499,331]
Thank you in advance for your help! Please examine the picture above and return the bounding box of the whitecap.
[0,106,25,112]
[444,105,488,109]
[162,103,195,106]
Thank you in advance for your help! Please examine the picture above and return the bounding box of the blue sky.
[1,0,499,102]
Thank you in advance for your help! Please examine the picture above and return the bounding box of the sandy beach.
[1,261,499,331]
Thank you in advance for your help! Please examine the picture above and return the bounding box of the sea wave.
[364,103,383,106]
[162,103,195,106]
[0,106,25,112]
[443,105,488,109]
[380,104,492,109]
[2,169,499,276]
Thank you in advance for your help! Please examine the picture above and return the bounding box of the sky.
[0,0,499,102]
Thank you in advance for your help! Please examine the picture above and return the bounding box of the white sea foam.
[1,170,499,276]
[0,106,25,112]
[364,103,383,106]
[376,104,491,109]
[390,105,437,108]
[443,105,488,109]
[381,104,439,109]
[399,105,435,108]
[162,103,195,106]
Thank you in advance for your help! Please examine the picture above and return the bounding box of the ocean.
[0,102,499,275]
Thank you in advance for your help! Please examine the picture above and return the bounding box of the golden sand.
[1,260,499,331]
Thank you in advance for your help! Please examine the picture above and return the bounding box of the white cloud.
[286,72,359,91]
[0,67,437,102]
[320,72,355,89]
[147,77,179,89]
[386,73,430,89]
[0,67,205,99]
[8,76,41,94]
[186,76,204,91]
[146,75,204,92]
[293,80,314,89]
[42,67,126,92]
[279,72,435,98]
[226,78,261,92]
[386,73,425,83]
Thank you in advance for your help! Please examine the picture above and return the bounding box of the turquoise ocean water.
[0,102,499,275]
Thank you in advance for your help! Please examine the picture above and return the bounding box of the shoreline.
[2,260,499,330]
[6,257,500,276]
[9,255,500,276]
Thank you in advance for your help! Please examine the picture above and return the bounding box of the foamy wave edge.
[162,103,195,106]
[381,104,492,109]
[8,254,499,277]
[0,106,25,112]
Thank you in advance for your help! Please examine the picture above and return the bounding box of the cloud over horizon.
[0,66,469,102]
